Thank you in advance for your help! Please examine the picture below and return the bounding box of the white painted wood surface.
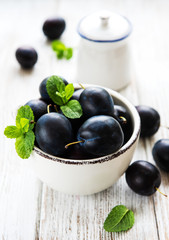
[1,0,169,239]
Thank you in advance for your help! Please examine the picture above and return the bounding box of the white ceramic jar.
[76,11,133,90]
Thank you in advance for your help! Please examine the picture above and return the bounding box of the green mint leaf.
[51,40,73,60]
[104,205,134,232]
[52,40,66,51]
[56,92,67,104]
[65,84,74,101]
[60,100,83,119]
[46,75,66,105]
[56,50,64,59]
[64,48,73,60]
[15,130,35,159]
[4,126,22,139]
[20,118,29,132]
[16,105,34,130]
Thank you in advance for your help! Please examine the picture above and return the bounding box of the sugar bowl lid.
[77,10,132,42]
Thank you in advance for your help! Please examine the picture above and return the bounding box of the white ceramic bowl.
[29,84,140,195]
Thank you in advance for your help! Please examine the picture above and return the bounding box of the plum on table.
[42,17,66,40]
[15,46,38,69]
[125,160,161,196]
[136,105,160,137]
[152,139,169,172]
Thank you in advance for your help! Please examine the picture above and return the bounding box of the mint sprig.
[51,40,73,60]
[60,100,82,119]
[46,76,83,119]
[15,130,35,159]
[104,205,134,232]
[4,105,35,159]
[16,105,34,130]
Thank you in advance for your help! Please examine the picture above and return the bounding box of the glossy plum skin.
[35,113,73,156]
[71,89,84,101]
[152,139,169,172]
[79,87,114,118]
[42,17,66,40]
[113,105,133,144]
[63,144,95,160]
[126,160,161,196]
[25,99,47,122]
[136,105,160,137]
[77,115,124,156]
[39,76,68,103]
[15,47,38,69]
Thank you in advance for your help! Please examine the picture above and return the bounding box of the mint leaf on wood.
[51,40,73,60]
[4,126,22,139]
[64,48,73,60]
[60,100,83,119]
[52,40,66,52]
[15,130,35,159]
[16,105,34,130]
[104,205,134,232]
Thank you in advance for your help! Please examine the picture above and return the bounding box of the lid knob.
[100,11,111,27]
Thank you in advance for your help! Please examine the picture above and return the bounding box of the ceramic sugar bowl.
[76,10,133,90]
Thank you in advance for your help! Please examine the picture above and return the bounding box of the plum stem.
[65,140,85,149]
[54,105,58,112]
[47,104,52,113]
[155,187,167,197]
[119,116,127,124]
[78,83,85,89]
[30,120,36,124]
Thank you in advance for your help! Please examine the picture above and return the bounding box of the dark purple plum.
[79,87,114,118]
[77,115,124,156]
[42,17,66,40]
[71,89,84,101]
[58,108,85,135]
[35,113,73,156]
[63,144,95,160]
[152,139,169,172]
[39,76,68,103]
[136,105,160,137]
[69,117,85,135]
[126,160,161,196]
[15,46,38,69]
[113,105,133,144]
[25,99,47,122]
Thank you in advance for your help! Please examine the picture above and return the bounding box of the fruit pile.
[4,75,133,160]
[126,105,169,197]
[30,76,133,159]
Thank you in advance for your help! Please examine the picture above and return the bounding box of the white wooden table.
[1,0,169,239]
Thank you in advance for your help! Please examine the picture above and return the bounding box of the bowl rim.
[34,84,140,165]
